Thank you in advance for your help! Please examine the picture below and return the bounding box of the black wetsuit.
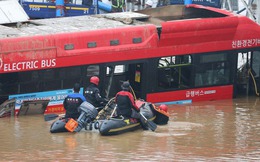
[115,90,139,118]
[85,83,105,107]
[63,93,86,119]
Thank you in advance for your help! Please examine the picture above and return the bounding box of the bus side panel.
[0,25,158,74]
[0,36,57,73]
[55,25,158,57]
[146,85,233,103]
[45,104,65,114]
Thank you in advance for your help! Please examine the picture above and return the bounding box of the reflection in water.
[0,97,260,161]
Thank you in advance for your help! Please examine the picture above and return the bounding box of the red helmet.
[90,76,99,85]
[159,104,168,112]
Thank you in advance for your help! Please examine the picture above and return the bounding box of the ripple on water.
[142,121,204,137]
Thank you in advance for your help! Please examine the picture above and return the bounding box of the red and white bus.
[0,4,260,114]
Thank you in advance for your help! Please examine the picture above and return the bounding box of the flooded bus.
[0,4,260,114]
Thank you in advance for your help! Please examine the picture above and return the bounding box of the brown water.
[1,96,260,161]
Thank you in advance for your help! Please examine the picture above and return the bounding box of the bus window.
[0,73,19,97]
[158,55,192,89]
[252,51,260,79]
[40,69,60,91]
[60,66,83,89]
[60,66,82,79]
[19,71,41,93]
[87,65,99,77]
[194,53,230,87]
[17,66,84,94]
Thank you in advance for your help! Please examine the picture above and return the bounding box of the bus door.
[101,64,126,99]
[101,62,146,100]
[128,63,145,100]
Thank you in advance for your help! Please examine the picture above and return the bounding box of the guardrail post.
[184,0,192,5]
[56,0,65,17]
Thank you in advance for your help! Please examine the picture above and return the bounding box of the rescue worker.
[84,76,107,109]
[111,0,126,12]
[115,81,140,119]
[159,104,168,113]
[145,0,158,8]
[63,83,86,119]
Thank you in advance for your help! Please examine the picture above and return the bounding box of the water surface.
[0,96,260,161]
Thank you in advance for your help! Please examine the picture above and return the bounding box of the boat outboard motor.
[74,101,98,132]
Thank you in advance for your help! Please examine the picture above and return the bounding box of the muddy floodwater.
[0,96,260,161]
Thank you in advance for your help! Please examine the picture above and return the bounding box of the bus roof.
[0,4,235,38]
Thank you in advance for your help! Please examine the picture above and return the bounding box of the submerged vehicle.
[0,99,16,118]
[1,4,260,115]
[0,99,49,118]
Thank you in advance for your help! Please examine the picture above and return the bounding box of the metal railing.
[222,0,259,24]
